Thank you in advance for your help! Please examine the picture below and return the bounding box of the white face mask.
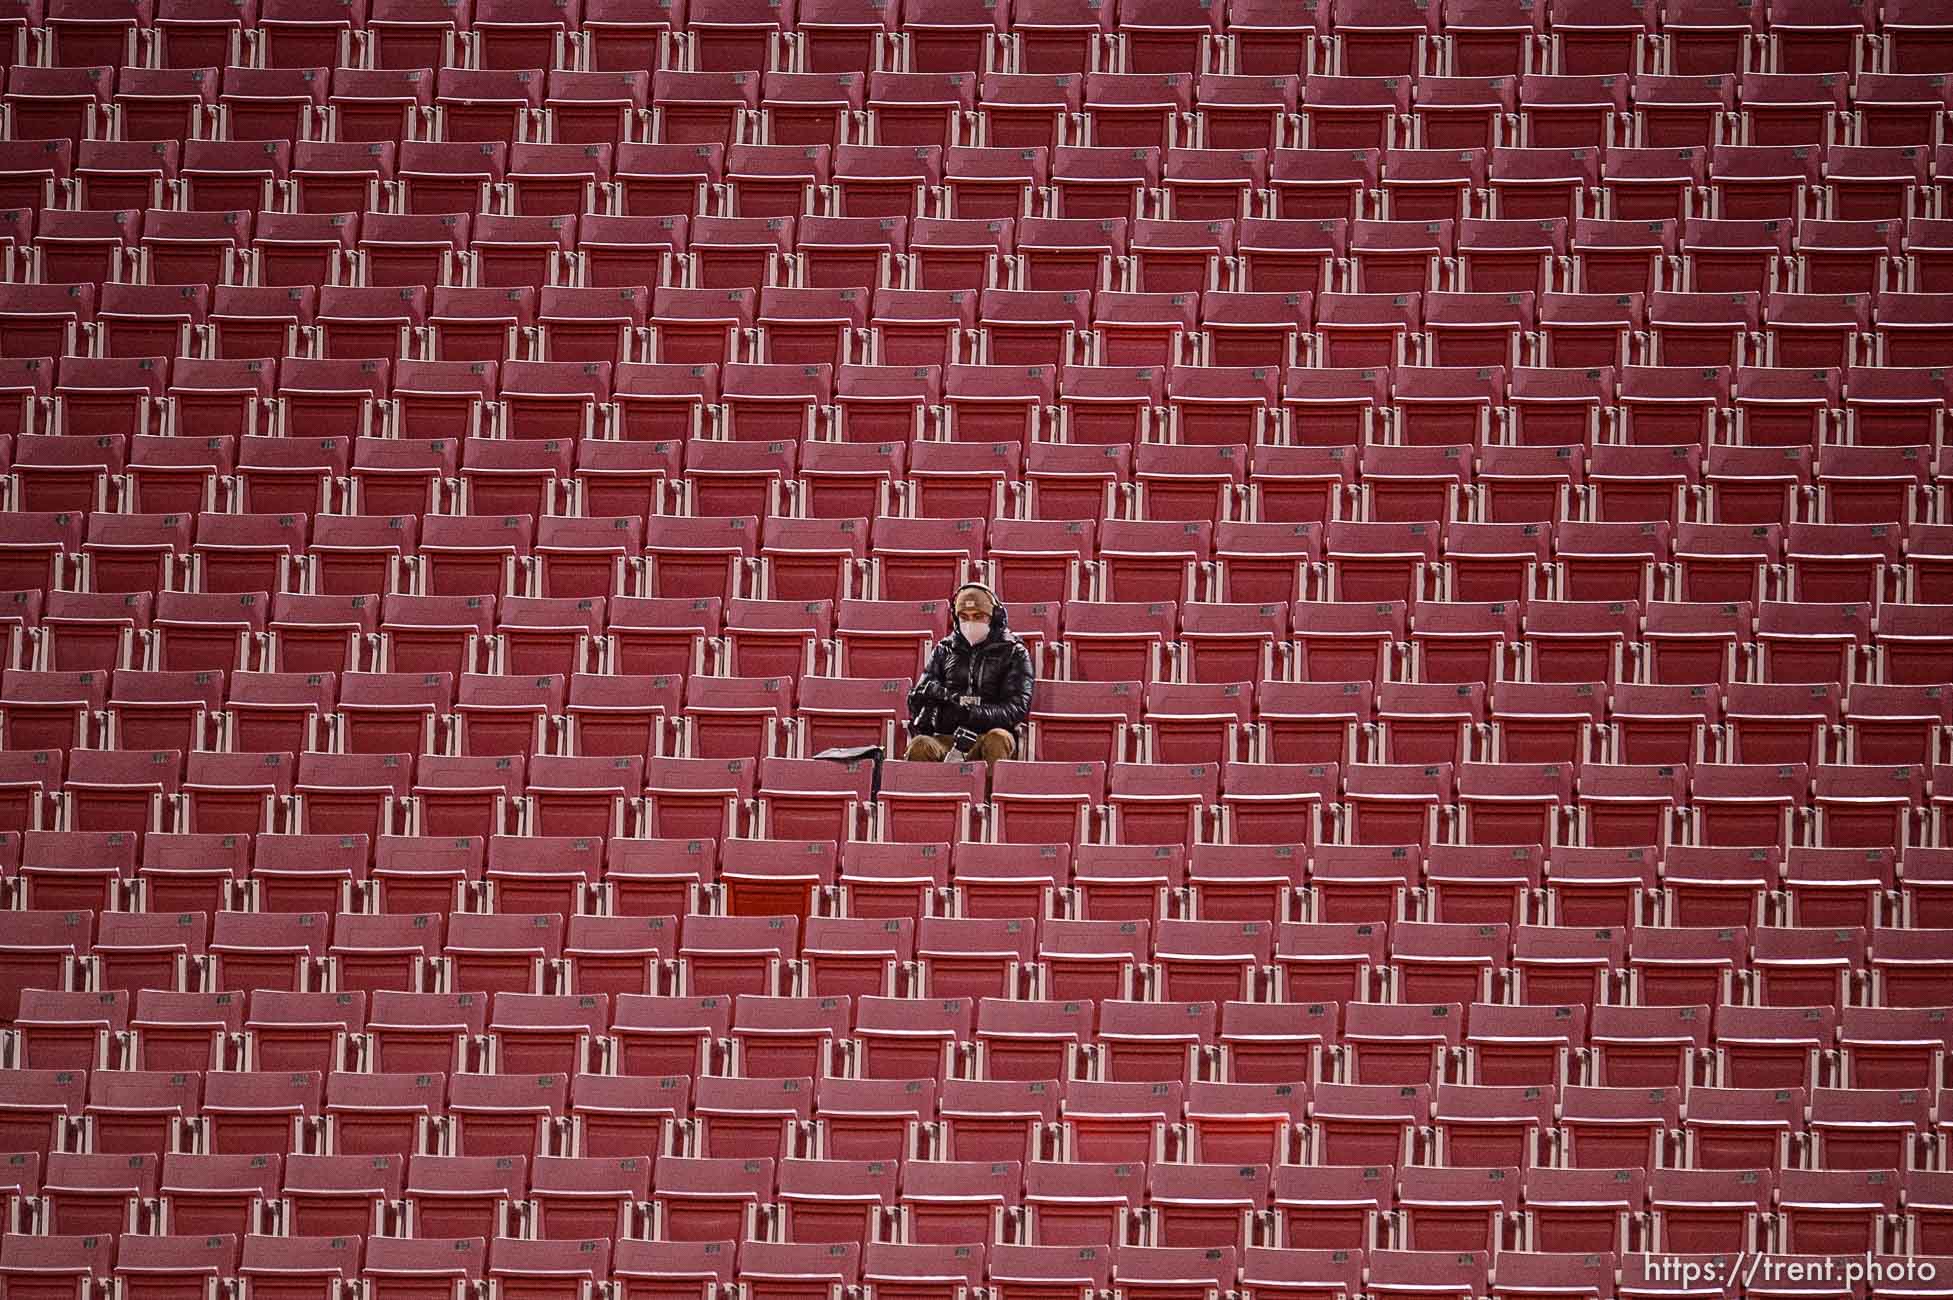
[960,618,990,645]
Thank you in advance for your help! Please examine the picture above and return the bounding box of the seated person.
[903,581,1035,765]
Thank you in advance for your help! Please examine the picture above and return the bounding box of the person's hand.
[957,694,981,708]
[916,679,953,703]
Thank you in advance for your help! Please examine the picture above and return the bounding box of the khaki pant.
[904,729,1017,765]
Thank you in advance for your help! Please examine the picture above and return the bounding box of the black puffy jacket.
[907,600,1036,737]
